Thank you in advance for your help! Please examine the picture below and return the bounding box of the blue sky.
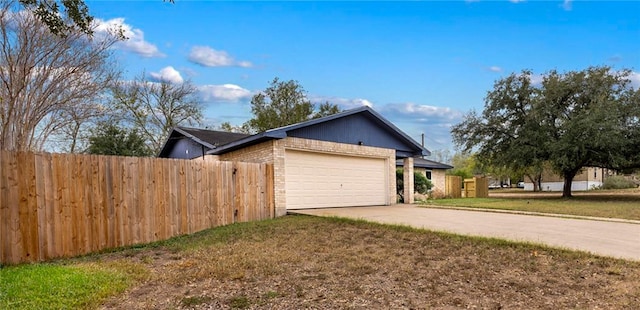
[87,1,640,152]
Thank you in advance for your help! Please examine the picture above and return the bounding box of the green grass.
[424,194,640,220]
[3,215,639,309]
[0,260,147,310]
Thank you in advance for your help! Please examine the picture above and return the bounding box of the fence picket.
[0,152,274,265]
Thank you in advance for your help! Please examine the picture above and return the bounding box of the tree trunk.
[562,172,576,198]
[536,178,542,191]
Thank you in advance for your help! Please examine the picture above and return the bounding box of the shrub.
[414,171,432,194]
[602,176,638,190]
[396,169,434,202]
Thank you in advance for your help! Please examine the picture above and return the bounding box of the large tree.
[452,66,640,197]
[111,74,202,153]
[0,1,120,151]
[245,78,341,132]
[86,122,152,156]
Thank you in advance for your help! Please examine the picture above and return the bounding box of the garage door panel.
[285,150,387,210]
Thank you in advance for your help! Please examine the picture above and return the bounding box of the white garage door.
[285,150,388,209]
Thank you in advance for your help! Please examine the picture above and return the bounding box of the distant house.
[523,167,606,191]
[159,106,429,215]
[395,158,453,193]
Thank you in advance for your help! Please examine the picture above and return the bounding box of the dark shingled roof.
[157,127,250,158]
[396,158,453,170]
[177,127,250,148]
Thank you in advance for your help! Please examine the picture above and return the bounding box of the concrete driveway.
[291,205,640,261]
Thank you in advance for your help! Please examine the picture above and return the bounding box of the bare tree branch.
[0,1,120,151]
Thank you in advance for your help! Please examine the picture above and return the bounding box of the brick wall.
[210,137,396,216]
[431,169,446,193]
[410,167,447,195]
[218,140,275,163]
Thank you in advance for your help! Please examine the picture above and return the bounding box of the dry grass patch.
[96,215,640,309]
[426,188,640,220]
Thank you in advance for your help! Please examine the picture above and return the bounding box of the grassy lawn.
[424,189,640,220]
[0,261,147,310]
[5,215,638,309]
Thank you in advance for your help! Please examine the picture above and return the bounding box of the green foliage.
[19,0,94,36]
[396,168,433,201]
[602,176,638,190]
[219,122,252,134]
[245,78,341,132]
[447,152,481,179]
[414,171,433,194]
[313,102,341,119]
[0,262,140,310]
[452,66,640,197]
[86,123,153,156]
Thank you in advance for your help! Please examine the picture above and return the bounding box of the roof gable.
[158,127,249,158]
[287,113,419,155]
[177,127,249,147]
[209,106,429,157]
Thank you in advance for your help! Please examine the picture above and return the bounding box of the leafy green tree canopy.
[18,0,93,36]
[218,122,251,134]
[245,78,341,132]
[17,0,172,37]
[86,123,152,156]
[447,152,482,180]
[452,66,640,197]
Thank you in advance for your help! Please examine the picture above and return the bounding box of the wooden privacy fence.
[464,176,489,198]
[0,151,274,265]
[445,175,462,198]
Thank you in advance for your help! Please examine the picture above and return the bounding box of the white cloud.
[188,46,252,68]
[509,0,526,3]
[149,66,183,84]
[309,96,374,110]
[562,0,572,11]
[94,18,164,58]
[376,103,463,150]
[488,66,502,72]
[381,103,463,122]
[199,84,252,102]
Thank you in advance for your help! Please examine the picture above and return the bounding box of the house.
[158,127,249,159]
[395,158,453,193]
[159,106,429,216]
[523,166,606,191]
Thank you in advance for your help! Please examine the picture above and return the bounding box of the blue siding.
[288,114,417,153]
[167,138,208,159]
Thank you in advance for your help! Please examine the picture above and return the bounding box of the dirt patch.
[99,216,640,309]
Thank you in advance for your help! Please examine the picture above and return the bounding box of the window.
[426,170,432,180]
